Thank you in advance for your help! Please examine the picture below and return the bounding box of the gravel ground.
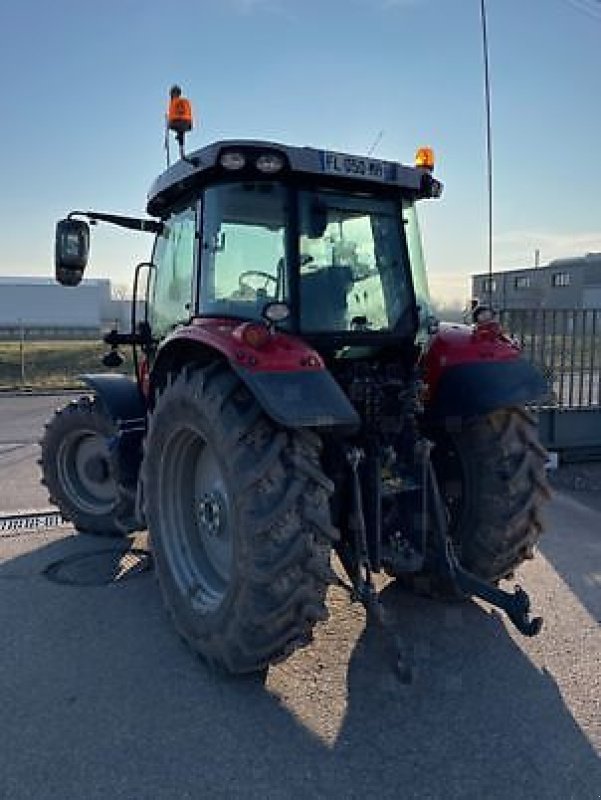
[1,395,599,799]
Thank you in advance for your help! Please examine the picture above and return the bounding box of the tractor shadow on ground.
[0,532,599,800]
[334,581,600,798]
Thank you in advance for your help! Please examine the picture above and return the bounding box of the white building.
[0,278,131,335]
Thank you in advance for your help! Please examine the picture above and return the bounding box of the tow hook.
[445,544,543,637]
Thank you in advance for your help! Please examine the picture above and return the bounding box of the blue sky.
[0,0,599,303]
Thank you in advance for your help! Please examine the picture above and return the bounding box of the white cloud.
[222,0,290,15]
[494,229,601,268]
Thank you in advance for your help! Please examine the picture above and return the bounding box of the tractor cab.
[55,139,442,359]
[144,140,441,350]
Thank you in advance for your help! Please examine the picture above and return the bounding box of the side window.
[149,206,196,337]
[402,200,432,335]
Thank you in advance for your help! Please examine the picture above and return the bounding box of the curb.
[0,389,84,398]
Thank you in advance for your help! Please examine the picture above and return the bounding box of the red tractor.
[42,96,549,673]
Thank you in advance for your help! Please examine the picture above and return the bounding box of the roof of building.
[0,277,110,287]
[472,252,601,279]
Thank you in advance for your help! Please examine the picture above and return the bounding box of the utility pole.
[480,0,494,308]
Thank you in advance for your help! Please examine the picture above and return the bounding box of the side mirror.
[55,219,90,286]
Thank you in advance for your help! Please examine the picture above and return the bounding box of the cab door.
[147,204,197,343]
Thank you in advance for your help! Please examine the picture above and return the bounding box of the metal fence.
[500,308,601,409]
[1,311,600,409]
[0,326,101,341]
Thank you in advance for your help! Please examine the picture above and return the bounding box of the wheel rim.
[56,429,118,515]
[158,425,233,613]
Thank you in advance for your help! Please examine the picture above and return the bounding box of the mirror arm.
[67,210,163,234]
[103,328,152,348]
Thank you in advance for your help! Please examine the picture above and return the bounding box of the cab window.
[298,191,413,334]
[149,205,196,337]
[199,183,288,321]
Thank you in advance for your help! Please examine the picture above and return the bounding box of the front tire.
[40,397,137,536]
[143,365,336,674]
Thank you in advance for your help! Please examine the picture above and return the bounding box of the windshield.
[200,182,289,319]
[198,182,418,337]
[298,191,414,335]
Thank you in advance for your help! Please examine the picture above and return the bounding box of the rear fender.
[80,373,147,425]
[151,319,360,430]
[421,323,547,422]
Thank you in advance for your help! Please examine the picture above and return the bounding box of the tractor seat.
[300,266,353,331]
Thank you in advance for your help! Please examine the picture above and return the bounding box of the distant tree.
[111,283,131,301]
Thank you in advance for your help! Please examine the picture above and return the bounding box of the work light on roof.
[220,151,246,170]
[256,154,284,174]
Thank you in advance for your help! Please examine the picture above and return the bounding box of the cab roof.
[146,139,440,217]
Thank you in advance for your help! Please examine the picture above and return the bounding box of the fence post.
[19,321,26,388]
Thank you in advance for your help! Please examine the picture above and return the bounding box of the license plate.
[321,151,395,182]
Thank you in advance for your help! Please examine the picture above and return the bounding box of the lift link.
[423,440,543,637]
[344,447,382,621]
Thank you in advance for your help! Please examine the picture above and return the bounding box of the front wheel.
[142,364,337,674]
[40,397,137,536]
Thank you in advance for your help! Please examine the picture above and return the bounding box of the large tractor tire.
[142,364,337,674]
[430,406,550,583]
[40,396,137,536]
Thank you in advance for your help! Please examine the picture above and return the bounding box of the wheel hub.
[83,455,110,484]
[57,429,117,513]
[197,492,225,537]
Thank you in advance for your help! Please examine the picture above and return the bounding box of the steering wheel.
[238,270,278,294]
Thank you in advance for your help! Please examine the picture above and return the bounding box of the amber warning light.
[168,85,193,134]
[165,84,196,167]
[415,146,435,171]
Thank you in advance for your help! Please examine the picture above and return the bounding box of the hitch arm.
[425,450,543,637]
[334,447,381,618]
[451,560,543,637]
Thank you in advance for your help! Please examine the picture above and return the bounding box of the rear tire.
[431,406,550,582]
[143,364,337,674]
[40,396,137,536]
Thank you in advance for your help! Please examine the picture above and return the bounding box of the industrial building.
[0,277,131,336]
[472,252,601,310]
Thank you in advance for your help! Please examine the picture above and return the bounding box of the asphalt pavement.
[1,395,599,800]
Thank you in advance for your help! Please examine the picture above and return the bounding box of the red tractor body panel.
[421,321,521,398]
[153,318,360,429]
[421,322,546,420]
[162,317,325,374]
